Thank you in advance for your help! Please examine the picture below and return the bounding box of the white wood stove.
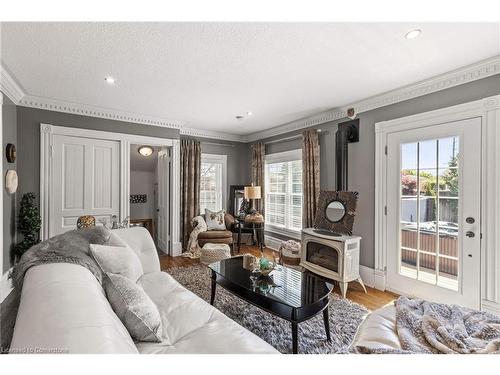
[300,228,366,298]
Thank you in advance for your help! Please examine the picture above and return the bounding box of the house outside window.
[200,153,227,214]
[264,149,302,237]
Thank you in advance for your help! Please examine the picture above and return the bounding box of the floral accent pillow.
[205,209,226,231]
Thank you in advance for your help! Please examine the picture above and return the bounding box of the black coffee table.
[208,256,333,354]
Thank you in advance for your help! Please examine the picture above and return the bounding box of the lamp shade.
[244,186,261,200]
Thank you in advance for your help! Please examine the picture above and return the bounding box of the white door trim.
[0,94,3,278]
[170,139,181,256]
[40,124,181,254]
[375,95,500,313]
[156,148,170,254]
[0,93,5,301]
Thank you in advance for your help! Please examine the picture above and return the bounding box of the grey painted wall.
[16,106,180,203]
[182,136,252,210]
[263,74,500,269]
[2,94,17,273]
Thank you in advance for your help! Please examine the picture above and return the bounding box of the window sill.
[264,225,302,240]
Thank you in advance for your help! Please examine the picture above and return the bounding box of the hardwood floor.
[159,245,397,312]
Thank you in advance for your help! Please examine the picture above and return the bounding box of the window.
[265,149,302,235]
[200,154,227,214]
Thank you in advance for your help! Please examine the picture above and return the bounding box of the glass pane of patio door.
[400,137,459,290]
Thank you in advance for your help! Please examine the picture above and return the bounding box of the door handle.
[466,231,475,238]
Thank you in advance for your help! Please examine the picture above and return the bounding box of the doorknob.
[466,217,475,224]
[466,231,475,238]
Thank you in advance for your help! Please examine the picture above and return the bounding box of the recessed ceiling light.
[246,111,253,116]
[405,29,422,40]
[138,146,153,157]
[104,76,116,84]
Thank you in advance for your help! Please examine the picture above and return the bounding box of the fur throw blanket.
[354,296,500,354]
[1,226,111,351]
[395,296,500,354]
[11,226,110,289]
[183,215,207,258]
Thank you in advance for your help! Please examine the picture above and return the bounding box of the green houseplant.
[15,192,42,258]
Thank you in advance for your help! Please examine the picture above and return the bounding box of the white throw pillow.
[205,209,226,231]
[103,272,163,342]
[90,244,144,282]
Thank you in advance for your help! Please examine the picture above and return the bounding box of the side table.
[236,216,265,254]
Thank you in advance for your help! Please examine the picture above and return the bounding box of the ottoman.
[278,240,302,270]
[200,243,231,265]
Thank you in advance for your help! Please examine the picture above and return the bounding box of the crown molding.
[180,127,246,142]
[0,64,25,104]
[18,94,186,129]
[245,55,500,143]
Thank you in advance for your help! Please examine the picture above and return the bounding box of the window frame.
[200,153,227,214]
[264,149,302,239]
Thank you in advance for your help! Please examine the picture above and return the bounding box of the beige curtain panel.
[251,142,265,214]
[302,129,320,228]
[180,139,201,251]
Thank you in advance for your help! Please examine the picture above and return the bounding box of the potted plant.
[15,192,42,258]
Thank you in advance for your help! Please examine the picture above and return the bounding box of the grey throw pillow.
[103,273,163,342]
[205,209,226,230]
[90,244,144,282]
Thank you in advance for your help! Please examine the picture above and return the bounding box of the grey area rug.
[167,264,368,354]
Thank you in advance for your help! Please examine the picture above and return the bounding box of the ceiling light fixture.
[104,76,116,84]
[404,29,422,40]
[236,111,253,121]
[138,146,153,157]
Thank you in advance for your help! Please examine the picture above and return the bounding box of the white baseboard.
[171,241,183,257]
[482,300,500,316]
[264,235,282,252]
[374,269,387,291]
[359,265,375,288]
[1,268,13,303]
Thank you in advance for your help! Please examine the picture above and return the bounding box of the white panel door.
[50,134,120,236]
[386,117,481,309]
[157,149,170,253]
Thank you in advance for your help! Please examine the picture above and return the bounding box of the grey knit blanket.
[395,296,500,354]
[1,227,111,351]
[355,296,500,354]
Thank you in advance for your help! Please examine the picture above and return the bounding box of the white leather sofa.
[351,305,401,351]
[10,227,278,354]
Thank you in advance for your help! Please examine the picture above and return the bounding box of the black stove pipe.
[335,119,360,191]
[335,127,349,191]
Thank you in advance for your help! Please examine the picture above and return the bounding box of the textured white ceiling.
[1,22,499,135]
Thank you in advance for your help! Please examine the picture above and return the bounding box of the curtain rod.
[264,129,326,145]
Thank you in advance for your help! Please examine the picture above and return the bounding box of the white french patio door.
[386,117,481,309]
